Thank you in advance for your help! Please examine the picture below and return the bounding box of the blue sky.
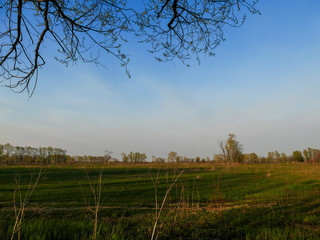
[1,0,320,160]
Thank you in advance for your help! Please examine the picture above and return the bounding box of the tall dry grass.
[11,168,43,240]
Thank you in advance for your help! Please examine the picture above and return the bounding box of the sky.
[1,0,320,160]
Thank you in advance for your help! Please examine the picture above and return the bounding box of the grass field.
[1,163,320,239]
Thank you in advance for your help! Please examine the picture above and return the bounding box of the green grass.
[1,163,320,239]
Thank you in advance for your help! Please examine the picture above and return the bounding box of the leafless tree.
[104,150,112,163]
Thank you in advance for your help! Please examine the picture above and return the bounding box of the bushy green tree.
[243,153,259,164]
[167,152,177,163]
[292,150,303,162]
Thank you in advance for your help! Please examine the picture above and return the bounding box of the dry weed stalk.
[151,169,185,240]
[210,176,221,206]
[0,207,3,221]
[150,169,160,218]
[192,179,195,210]
[87,169,103,240]
[174,182,186,224]
[11,168,43,240]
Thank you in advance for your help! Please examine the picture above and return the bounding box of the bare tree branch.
[0,0,259,96]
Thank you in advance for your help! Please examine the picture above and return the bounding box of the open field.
[1,163,320,239]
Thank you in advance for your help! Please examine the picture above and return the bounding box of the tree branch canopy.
[0,0,259,96]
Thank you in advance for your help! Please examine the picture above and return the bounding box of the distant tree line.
[152,151,211,164]
[0,143,67,164]
[121,152,147,163]
[0,144,120,164]
[73,151,119,164]
[1,138,320,165]
[213,134,320,164]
